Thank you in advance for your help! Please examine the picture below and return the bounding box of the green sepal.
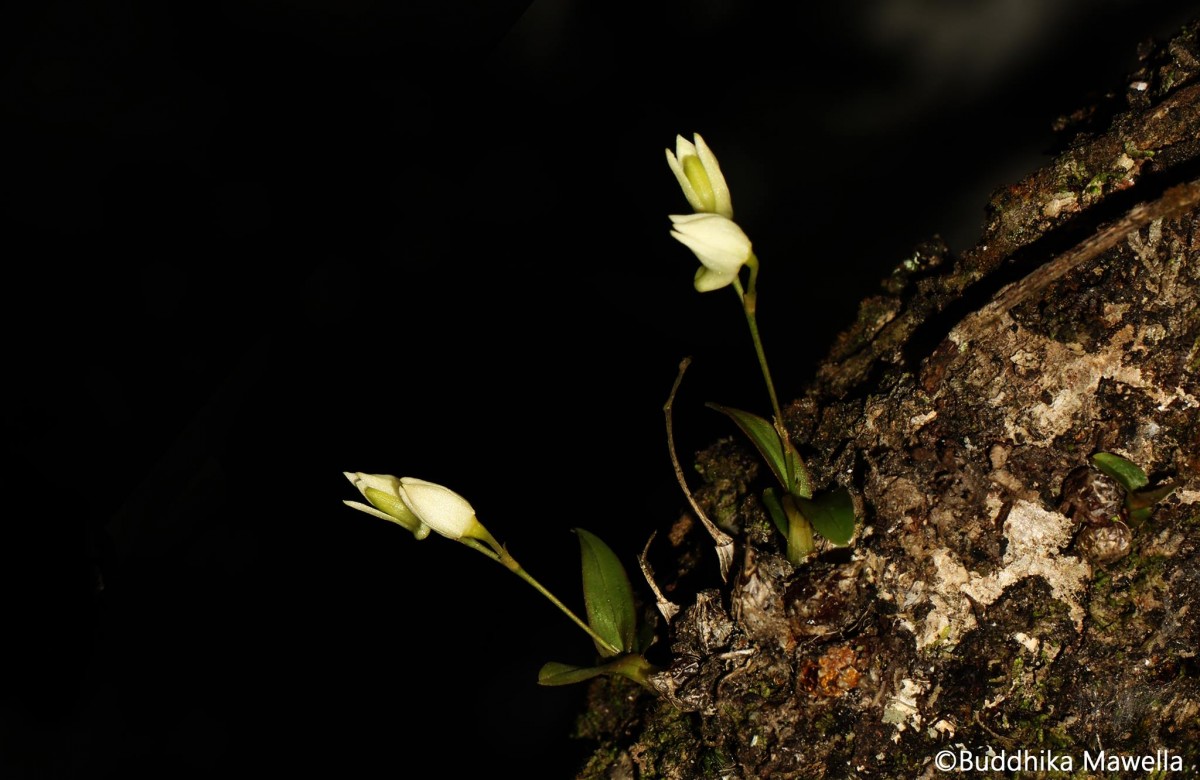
[762,488,788,537]
[363,487,426,536]
[706,403,801,493]
[538,661,610,687]
[1092,452,1149,492]
[795,488,856,546]
[575,528,637,657]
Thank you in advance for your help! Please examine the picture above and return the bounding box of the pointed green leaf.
[576,528,636,657]
[539,655,657,691]
[1092,452,1149,492]
[796,488,856,546]
[538,661,610,687]
[1127,482,1177,512]
[706,403,794,491]
[761,487,788,537]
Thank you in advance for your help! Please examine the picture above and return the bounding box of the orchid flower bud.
[343,472,431,539]
[669,213,754,292]
[397,477,489,541]
[665,133,733,218]
[344,473,491,542]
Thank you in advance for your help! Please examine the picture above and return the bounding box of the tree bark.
[576,19,1200,780]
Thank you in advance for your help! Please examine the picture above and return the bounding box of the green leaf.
[1092,452,1149,492]
[576,528,636,657]
[537,661,610,686]
[761,488,788,537]
[1127,482,1177,512]
[796,488,856,546]
[706,403,795,492]
[539,655,658,691]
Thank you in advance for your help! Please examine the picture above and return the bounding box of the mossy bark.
[576,19,1200,780]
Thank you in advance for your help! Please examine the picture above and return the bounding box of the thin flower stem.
[462,532,622,656]
[732,262,812,498]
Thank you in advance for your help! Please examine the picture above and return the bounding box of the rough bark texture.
[575,20,1200,780]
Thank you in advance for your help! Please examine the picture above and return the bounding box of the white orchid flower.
[669,213,754,292]
[665,133,733,218]
[344,472,489,542]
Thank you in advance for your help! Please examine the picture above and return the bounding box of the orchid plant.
[340,132,858,699]
[342,473,657,690]
[666,133,856,563]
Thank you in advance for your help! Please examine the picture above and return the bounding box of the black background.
[4,1,1198,777]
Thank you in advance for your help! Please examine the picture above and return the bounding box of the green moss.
[699,747,733,776]
[1186,336,1200,373]
[633,703,703,779]
[813,710,837,736]
[1124,141,1157,160]
[575,745,622,780]
[573,676,645,740]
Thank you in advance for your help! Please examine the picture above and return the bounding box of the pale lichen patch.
[1101,301,1130,326]
[882,677,928,736]
[961,500,1091,631]
[1012,631,1041,655]
[1043,191,1079,218]
[907,500,1091,652]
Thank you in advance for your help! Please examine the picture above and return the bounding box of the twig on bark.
[953,179,1200,340]
[663,356,735,581]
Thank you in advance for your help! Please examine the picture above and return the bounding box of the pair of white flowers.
[666,133,753,292]
[343,472,485,541]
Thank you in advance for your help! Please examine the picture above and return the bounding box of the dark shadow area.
[3,1,1198,777]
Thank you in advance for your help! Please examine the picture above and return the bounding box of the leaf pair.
[708,403,807,496]
[762,486,856,547]
[709,403,856,547]
[538,529,656,690]
[1092,452,1176,522]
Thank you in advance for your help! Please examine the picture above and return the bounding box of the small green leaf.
[538,661,609,686]
[1092,452,1149,492]
[576,528,636,657]
[762,488,788,537]
[1127,482,1177,512]
[796,488,856,546]
[539,655,658,691]
[706,403,795,491]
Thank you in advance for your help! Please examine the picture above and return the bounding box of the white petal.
[668,212,711,226]
[672,229,746,275]
[669,214,752,274]
[692,134,733,218]
[673,134,697,159]
[665,148,703,212]
[343,499,399,522]
[343,500,431,539]
[693,266,737,292]
[344,471,403,499]
[398,477,479,540]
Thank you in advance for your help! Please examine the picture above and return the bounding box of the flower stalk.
[459,531,622,657]
[343,472,621,656]
[666,132,822,562]
[731,266,811,500]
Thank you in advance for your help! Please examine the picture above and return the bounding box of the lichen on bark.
[576,19,1200,780]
